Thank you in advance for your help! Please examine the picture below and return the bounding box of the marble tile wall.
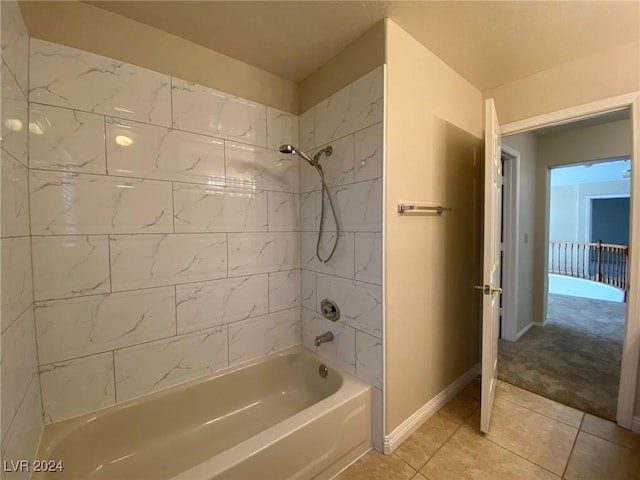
[28,39,302,423]
[1,2,43,476]
[297,67,384,449]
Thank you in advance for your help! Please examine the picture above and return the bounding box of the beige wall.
[485,41,640,125]
[385,19,483,434]
[533,119,631,325]
[503,133,536,333]
[19,1,299,113]
[298,21,385,113]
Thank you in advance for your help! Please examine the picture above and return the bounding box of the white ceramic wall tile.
[356,330,383,388]
[316,275,382,338]
[0,376,43,474]
[110,233,227,291]
[1,236,33,332]
[30,170,174,235]
[314,66,383,146]
[299,191,318,232]
[267,192,299,232]
[269,270,300,312]
[300,269,316,311]
[174,183,268,233]
[354,122,383,182]
[226,142,299,193]
[114,326,228,402]
[322,179,383,232]
[29,39,171,126]
[355,233,382,285]
[299,134,355,193]
[29,104,106,173]
[1,0,29,95]
[301,232,354,279]
[228,232,299,276]
[301,308,355,374]
[0,307,37,442]
[40,352,115,423]
[1,153,29,237]
[172,78,267,147]
[106,118,225,184]
[176,275,268,334]
[228,308,300,366]
[32,235,110,301]
[266,107,298,151]
[35,287,176,364]
[1,60,28,165]
[298,107,315,152]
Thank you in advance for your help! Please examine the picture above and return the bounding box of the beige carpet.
[498,293,625,420]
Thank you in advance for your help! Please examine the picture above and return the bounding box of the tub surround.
[1,1,45,475]
[298,66,384,449]
[7,33,386,458]
[28,38,302,423]
[27,38,386,434]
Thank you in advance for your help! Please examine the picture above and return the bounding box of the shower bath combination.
[279,144,340,263]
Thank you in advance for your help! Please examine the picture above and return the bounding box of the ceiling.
[87,1,640,90]
[533,108,630,137]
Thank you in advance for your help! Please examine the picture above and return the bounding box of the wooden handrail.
[549,240,629,301]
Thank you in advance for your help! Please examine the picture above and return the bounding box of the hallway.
[498,293,625,420]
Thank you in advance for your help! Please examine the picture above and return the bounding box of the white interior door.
[479,98,502,434]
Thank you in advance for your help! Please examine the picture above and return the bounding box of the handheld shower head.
[278,144,295,154]
[278,143,340,263]
[279,144,315,166]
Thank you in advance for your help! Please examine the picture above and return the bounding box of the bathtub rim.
[37,344,371,479]
[171,347,371,480]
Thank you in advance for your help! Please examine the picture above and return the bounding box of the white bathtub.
[32,346,372,480]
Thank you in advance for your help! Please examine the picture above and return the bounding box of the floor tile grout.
[577,428,638,452]
[496,392,583,429]
[419,423,463,475]
[459,420,564,478]
[562,413,584,479]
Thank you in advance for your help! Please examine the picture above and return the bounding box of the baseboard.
[516,323,533,340]
[532,320,546,327]
[632,416,640,434]
[383,363,480,454]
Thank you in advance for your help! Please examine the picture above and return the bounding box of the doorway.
[496,109,633,422]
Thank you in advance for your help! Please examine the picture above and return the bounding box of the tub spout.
[314,331,334,347]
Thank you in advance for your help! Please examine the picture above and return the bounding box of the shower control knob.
[320,299,340,321]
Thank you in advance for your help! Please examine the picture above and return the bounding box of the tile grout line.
[417,416,467,474]
[28,165,300,195]
[1,300,34,336]
[496,391,584,429]
[1,143,28,170]
[459,419,566,478]
[562,413,584,479]
[33,267,304,304]
[25,80,50,427]
[27,100,288,154]
[37,306,301,367]
[577,426,639,451]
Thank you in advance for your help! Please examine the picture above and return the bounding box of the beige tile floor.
[337,379,640,480]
